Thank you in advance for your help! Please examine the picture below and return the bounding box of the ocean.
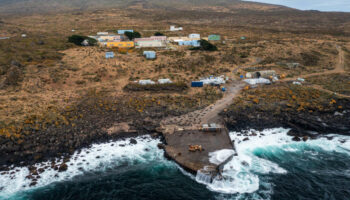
[1,128,350,200]
[244,0,350,12]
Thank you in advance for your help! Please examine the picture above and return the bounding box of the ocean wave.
[194,127,350,197]
[0,136,169,199]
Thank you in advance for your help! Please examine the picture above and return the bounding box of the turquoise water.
[244,0,350,12]
[1,129,350,200]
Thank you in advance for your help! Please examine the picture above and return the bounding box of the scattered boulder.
[130,139,137,144]
[302,136,309,142]
[58,163,68,172]
[292,136,301,142]
[157,143,165,149]
[29,181,37,186]
[243,137,249,141]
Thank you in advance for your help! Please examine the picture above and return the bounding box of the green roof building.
[208,34,221,41]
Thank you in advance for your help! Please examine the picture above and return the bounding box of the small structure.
[158,79,172,84]
[191,81,204,87]
[189,33,200,39]
[150,36,167,41]
[97,32,109,36]
[246,70,276,79]
[244,78,271,85]
[0,37,10,40]
[106,41,134,48]
[240,36,246,40]
[99,35,123,41]
[200,76,226,85]
[168,37,193,42]
[135,36,167,42]
[202,123,221,132]
[21,34,27,38]
[138,80,155,85]
[136,40,166,48]
[286,63,300,69]
[208,35,221,41]
[105,52,114,59]
[143,51,156,59]
[178,40,200,47]
[170,25,183,31]
[118,30,134,34]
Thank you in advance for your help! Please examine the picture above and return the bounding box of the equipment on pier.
[189,145,203,152]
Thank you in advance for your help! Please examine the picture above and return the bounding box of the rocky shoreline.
[221,98,350,138]
[1,85,349,181]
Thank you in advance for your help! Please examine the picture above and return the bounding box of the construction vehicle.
[189,145,203,152]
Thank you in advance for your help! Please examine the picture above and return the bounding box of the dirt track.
[282,44,350,98]
[283,45,345,81]
[160,80,245,129]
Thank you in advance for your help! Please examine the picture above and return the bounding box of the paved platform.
[163,128,234,173]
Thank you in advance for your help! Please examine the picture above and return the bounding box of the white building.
[189,33,200,39]
[97,32,109,36]
[136,40,166,48]
[170,25,183,31]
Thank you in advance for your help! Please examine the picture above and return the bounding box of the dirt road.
[281,44,350,98]
[160,80,245,129]
[283,45,345,81]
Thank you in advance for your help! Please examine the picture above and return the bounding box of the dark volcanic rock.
[130,139,137,144]
[58,163,68,172]
[292,136,301,141]
[222,98,350,136]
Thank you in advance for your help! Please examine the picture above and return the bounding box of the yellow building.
[106,41,134,48]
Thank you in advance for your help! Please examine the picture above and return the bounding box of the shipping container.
[191,81,204,87]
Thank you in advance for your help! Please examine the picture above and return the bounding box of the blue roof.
[143,51,156,59]
[118,30,134,34]
[105,52,114,58]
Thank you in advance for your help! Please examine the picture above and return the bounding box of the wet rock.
[157,143,165,149]
[29,181,37,186]
[119,144,125,147]
[292,136,301,142]
[38,168,45,173]
[130,139,137,144]
[25,175,34,179]
[58,163,68,172]
[243,137,249,141]
[302,136,309,142]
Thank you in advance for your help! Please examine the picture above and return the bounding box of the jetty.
[159,81,244,179]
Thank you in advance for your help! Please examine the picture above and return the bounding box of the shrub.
[125,31,141,40]
[190,39,217,51]
[154,32,164,36]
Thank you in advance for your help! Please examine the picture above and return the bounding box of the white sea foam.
[0,136,168,199]
[195,127,350,196]
[209,149,235,165]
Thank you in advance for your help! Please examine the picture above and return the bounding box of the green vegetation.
[125,31,141,40]
[307,74,350,95]
[190,39,217,51]
[68,35,97,46]
[154,32,164,36]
